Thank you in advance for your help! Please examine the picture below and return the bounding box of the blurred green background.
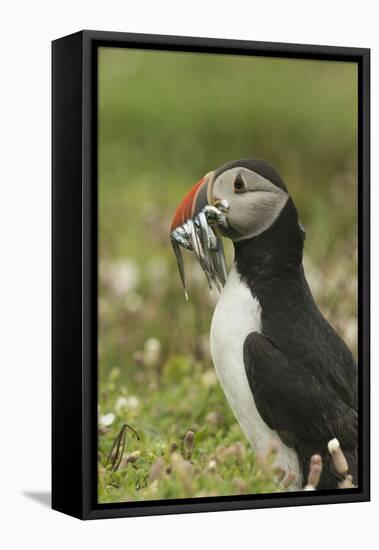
[98,48,358,503]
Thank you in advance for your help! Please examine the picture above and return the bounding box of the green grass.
[98,362,279,502]
[98,48,358,502]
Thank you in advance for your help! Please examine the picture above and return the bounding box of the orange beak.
[171,172,214,232]
[170,170,228,299]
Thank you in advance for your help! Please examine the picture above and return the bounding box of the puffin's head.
[171,159,289,242]
[170,159,293,297]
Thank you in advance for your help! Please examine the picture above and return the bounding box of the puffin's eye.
[233,174,247,194]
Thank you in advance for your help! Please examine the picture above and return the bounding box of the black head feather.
[214,158,288,193]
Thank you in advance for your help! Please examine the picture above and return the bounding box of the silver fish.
[170,201,229,298]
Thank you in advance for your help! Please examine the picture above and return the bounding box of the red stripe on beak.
[171,177,207,231]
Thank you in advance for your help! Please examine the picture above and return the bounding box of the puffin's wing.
[243,332,357,450]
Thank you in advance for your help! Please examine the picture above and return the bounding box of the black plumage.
[229,168,358,489]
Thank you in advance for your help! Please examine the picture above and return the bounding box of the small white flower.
[328,437,348,475]
[206,460,217,473]
[99,412,115,427]
[328,438,340,453]
[114,396,128,412]
[102,259,140,297]
[201,369,217,388]
[114,395,140,412]
[125,395,140,410]
[143,337,161,367]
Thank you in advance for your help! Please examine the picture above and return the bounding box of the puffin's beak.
[170,173,213,232]
[170,171,228,299]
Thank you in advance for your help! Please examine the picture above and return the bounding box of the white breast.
[210,264,301,488]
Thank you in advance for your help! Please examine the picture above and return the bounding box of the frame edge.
[52,31,86,519]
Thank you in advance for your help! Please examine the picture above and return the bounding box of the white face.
[210,167,289,241]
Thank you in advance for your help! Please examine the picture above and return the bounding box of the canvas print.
[98,48,358,503]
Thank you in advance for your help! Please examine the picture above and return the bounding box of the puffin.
[170,158,357,490]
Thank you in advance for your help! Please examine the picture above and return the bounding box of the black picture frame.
[52,30,370,520]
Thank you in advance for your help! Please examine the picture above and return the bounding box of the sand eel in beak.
[170,171,229,298]
[170,158,358,490]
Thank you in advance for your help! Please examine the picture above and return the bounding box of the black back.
[235,197,357,487]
